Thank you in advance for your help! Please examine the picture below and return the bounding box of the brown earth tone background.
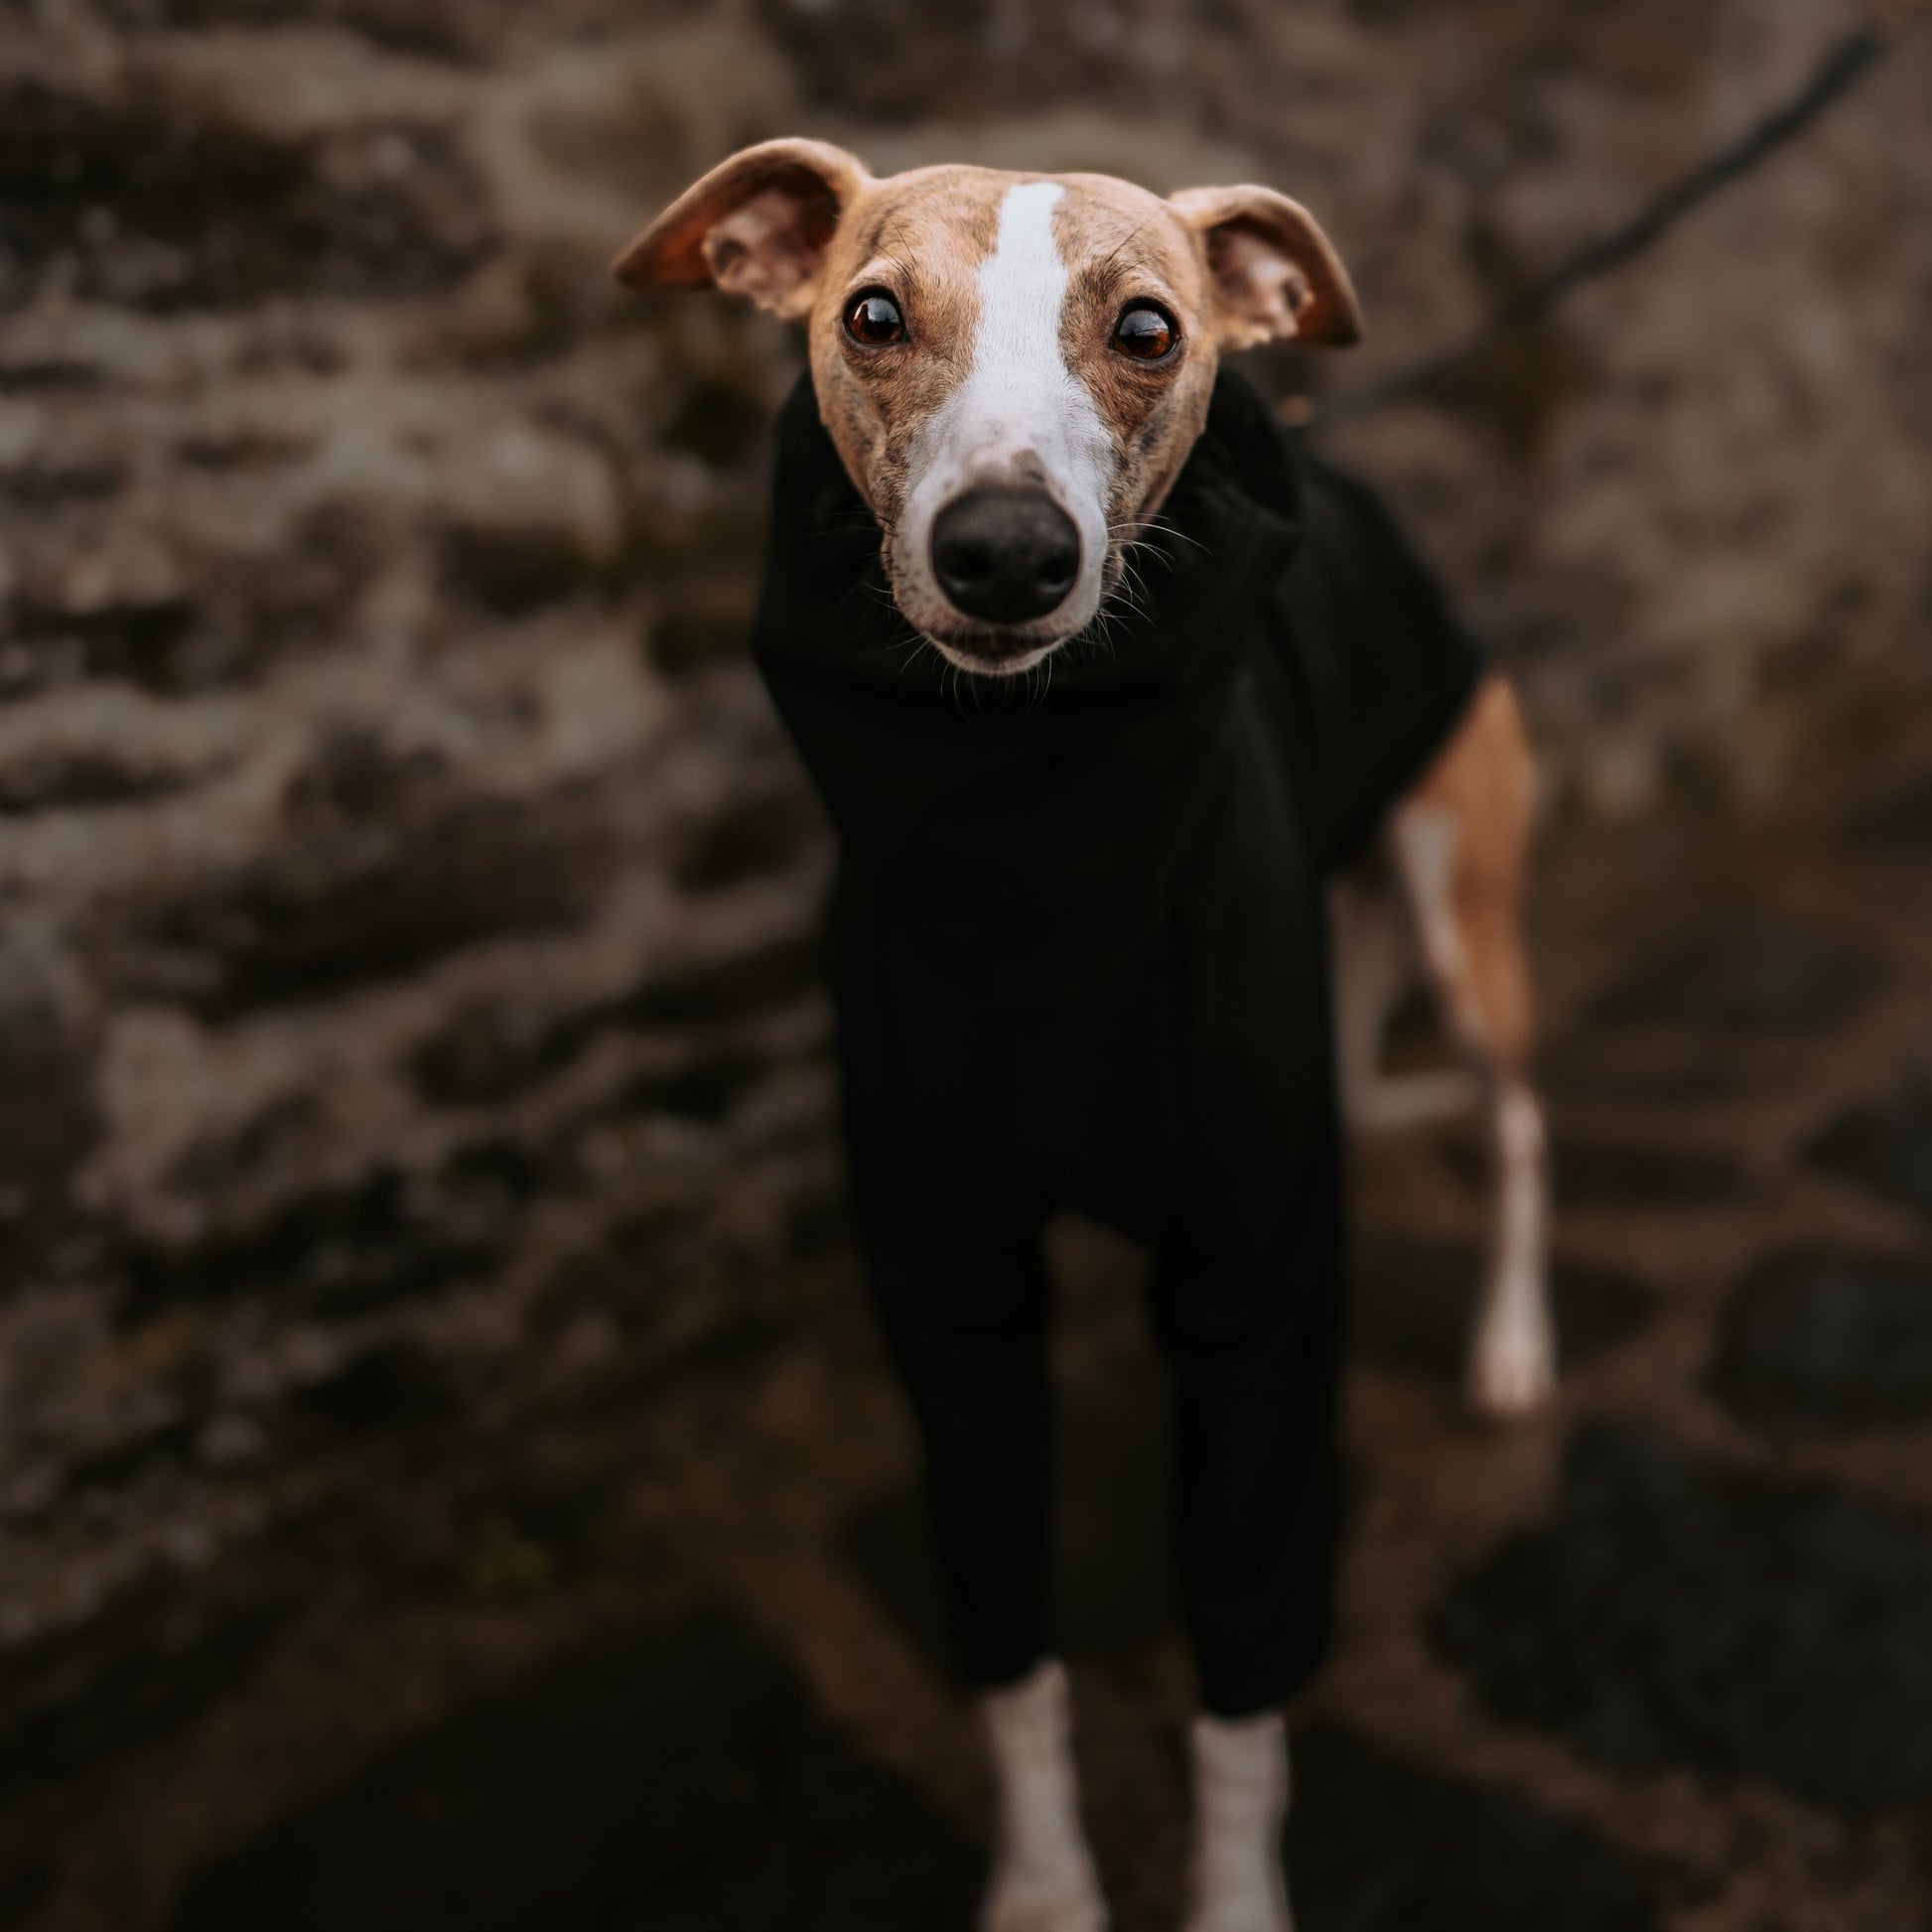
[2,1,1931,1927]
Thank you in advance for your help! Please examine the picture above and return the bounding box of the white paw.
[1183,1893,1293,1932]
[1183,1870,1293,1932]
[1467,1317,1556,1418]
[981,1863,1108,1932]
[1185,1715,1293,1932]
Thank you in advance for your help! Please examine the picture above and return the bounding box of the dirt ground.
[2,0,1932,1926]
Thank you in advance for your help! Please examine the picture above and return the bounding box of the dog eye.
[1113,303,1177,360]
[844,289,906,346]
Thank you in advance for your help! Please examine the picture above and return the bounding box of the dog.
[616,142,1550,1932]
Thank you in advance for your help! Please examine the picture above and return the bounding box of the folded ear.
[612,139,872,321]
[1167,185,1362,350]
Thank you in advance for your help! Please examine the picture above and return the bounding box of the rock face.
[168,1609,984,1932]
[1431,1426,1932,1814]
[1707,1245,1932,1434]
[0,0,853,1636]
[0,1,1929,1924]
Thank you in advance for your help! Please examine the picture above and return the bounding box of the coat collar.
[751,363,1304,707]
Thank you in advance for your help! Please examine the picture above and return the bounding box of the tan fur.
[1167,186,1363,350]
[1402,676,1537,1072]
[613,138,869,316]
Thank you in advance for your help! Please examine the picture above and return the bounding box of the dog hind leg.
[1330,863,1481,1134]
[1390,678,1554,1418]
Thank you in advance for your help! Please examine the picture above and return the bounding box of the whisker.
[1109,514,1205,557]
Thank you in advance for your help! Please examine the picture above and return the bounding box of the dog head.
[616,143,1361,676]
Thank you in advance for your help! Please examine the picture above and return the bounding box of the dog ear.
[1167,186,1362,350]
[613,139,872,320]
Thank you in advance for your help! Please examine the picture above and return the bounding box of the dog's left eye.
[1113,303,1177,360]
[844,289,906,346]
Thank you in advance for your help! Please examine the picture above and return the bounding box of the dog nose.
[930,487,1080,623]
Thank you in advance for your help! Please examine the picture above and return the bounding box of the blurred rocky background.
[1,0,1931,1926]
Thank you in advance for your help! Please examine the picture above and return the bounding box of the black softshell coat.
[748,363,1484,1714]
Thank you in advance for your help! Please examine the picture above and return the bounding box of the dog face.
[616,144,1361,676]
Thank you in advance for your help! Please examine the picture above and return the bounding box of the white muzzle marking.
[897,181,1114,662]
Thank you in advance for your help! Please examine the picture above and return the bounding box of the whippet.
[617,143,1550,1932]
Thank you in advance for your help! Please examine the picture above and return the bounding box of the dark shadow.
[1289,1723,1658,1932]
[170,1608,980,1932]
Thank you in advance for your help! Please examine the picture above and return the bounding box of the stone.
[1707,1245,1932,1433]
[0,1560,307,1805]
[625,934,823,1028]
[1431,1427,1932,1813]
[1807,1065,1932,1224]
[0,965,96,1200]
[288,1337,459,1428]
[0,86,495,314]
[0,942,99,1284]
[5,503,376,698]
[0,597,194,701]
[0,1860,51,1925]
[1584,922,1875,1035]
[1551,1139,1758,1210]
[410,996,579,1108]
[754,0,1125,124]
[0,459,126,509]
[537,1201,725,1338]
[1847,772,1932,864]
[619,1048,766,1126]
[436,521,599,619]
[1435,1131,1755,1208]
[656,371,772,469]
[122,1143,537,1321]
[0,360,100,396]
[169,1608,981,1932]
[0,748,199,816]
[1287,1724,1658,1932]
[672,793,820,894]
[411,940,824,1111]
[1537,1034,1764,1105]
[115,734,618,1016]
[1351,1239,1649,1384]
[93,0,702,60]
[647,588,757,681]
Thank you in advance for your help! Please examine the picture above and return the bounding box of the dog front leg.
[1183,1712,1293,1932]
[980,1659,1109,1932]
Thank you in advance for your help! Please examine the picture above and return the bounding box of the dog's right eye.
[844,290,906,346]
[1113,302,1177,360]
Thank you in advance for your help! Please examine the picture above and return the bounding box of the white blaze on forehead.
[937,180,1109,485]
[975,179,1073,400]
[895,179,1115,647]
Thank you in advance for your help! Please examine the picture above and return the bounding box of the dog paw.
[1467,1320,1556,1419]
[1182,1879,1294,1932]
[981,1868,1108,1932]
